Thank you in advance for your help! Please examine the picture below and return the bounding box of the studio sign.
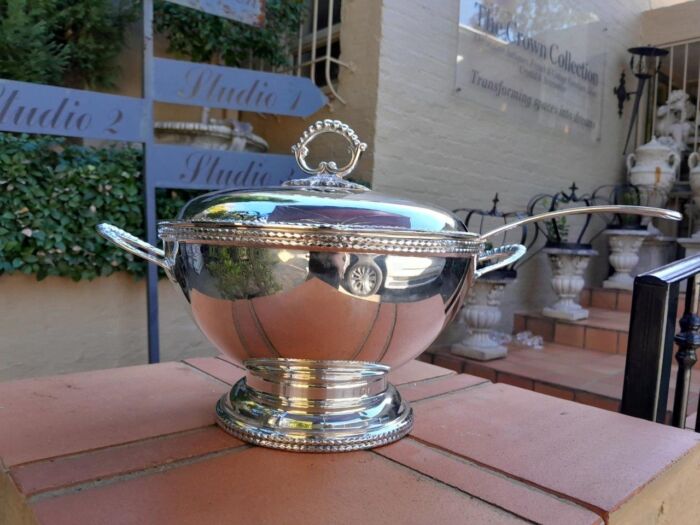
[473,2,599,87]
[0,79,145,142]
[154,58,327,118]
[150,144,303,190]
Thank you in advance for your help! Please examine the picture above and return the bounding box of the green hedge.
[0,133,192,281]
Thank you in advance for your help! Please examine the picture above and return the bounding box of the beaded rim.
[215,398,414,453]
[158,222,482,257]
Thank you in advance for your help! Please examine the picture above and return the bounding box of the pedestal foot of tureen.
[215,358,413,453]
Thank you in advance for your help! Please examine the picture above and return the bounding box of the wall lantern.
[613,45,669,154]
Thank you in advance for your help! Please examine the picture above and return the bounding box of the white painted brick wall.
[371,0,651,332]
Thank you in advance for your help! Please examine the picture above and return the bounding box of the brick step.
[514,308,629,355]
[582,287,687,316]
[421,342,700,418]
[581,288,632,312]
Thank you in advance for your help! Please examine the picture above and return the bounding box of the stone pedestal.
[678,237,700,258]
[451,278,511,361]
[634,235,678,275]
[542,247,597,321]
[602,229,650,291]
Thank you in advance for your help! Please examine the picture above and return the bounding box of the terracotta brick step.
[422,343,700,419]
[514,309,629,354]
[582,287,687,317]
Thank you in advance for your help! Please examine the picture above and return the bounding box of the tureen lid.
[158,120,480,256]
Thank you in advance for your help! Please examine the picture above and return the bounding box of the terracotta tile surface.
[513,313,526,333]
[534,381,575,401]
[376,438,602,525]
[11,427,244,496]
[617,332,629,354]
[463,361,497,381]
[579,289,591,307]
[616,291,632,312]
[398,373,487,402]
[496,371,533,390]
[410,382,700,513]
[585,327,619,353]
[575,391,620,412]
[519,308,630,334]
[591,289,617,310]
[30,448,528,525]
[525,315,555,341]
[0,363,227,467]
[183,356,246,385]
[432,351,465,373]
[576,308,629,331]
[387,359,454,385]
[554,323,585,347]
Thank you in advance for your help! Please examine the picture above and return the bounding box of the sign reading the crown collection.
[456,0,605,140]
[0,79,145,142]
[165,0,265,26]
[153,58,327,117]
[150,144,304,190]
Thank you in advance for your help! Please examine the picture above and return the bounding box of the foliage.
[0,0,68,84]
[207,246,280,300]
[0,0,139,87]
[544,216,569,244]
[44,0,141,88]
[154,0,305,67]
[0,133,192,281]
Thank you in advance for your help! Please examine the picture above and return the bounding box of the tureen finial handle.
[292,119,367,179]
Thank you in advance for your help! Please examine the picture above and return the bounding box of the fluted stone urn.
[154,119,268,152]
[451,276,514,361]
[542,246,597,321]
[602,229,650,291]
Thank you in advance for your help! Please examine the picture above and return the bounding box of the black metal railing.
[620,254,700,429]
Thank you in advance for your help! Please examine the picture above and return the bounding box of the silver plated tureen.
[98,120,681,452]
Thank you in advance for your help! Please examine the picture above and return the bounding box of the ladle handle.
[97,223,173,273]
[479,205,682,241]
[475,244,527,279]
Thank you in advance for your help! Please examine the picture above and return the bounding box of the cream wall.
[244,0,383,185]
[0,274,215,381]
[642,0,700,45]
[370,0,654,331]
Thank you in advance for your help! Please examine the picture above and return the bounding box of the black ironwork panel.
[621,254,700,427]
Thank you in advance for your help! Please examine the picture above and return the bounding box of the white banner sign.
[165,0,264,27]
[456,0,606,141]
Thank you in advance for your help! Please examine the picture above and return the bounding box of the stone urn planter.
[626,137,680,233]
[688,152,700,238]
[154,119,268,152]
[602,229,650,291]
[451,271,514,361]
[542,245,598,321]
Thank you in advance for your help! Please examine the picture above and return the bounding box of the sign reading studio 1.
[456,0,605,140]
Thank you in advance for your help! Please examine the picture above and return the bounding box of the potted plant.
[449,196,533,361]
[152,0,305,151]
[593,184,649,291]
[528,186,598,321]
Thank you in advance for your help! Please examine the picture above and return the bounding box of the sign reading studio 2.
[456,0,605,140]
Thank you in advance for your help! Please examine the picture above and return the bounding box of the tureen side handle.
[475,244,527,279]
[97,223,173,275]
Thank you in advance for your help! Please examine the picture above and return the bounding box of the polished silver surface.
[290,119,367,179]
[97,119,683,452]
[215,358,412,452]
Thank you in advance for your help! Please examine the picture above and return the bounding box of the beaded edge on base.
[215,404,414,453]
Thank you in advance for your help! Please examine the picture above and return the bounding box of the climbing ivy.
[0,133,192,281]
